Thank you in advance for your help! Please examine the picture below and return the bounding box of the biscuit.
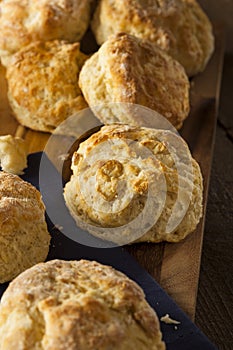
[79,33,190,130]
[64,124,203,244]
[0,259,165,350]
[0,0,93,66]
[6,40,88,133]
[91,0,214,76]
[0,135,28,175]
[0,172,50,283]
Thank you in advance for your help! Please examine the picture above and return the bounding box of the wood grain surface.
[195,52,233,350]
[0,26,224,321]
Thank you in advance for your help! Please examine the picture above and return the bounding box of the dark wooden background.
[196,2,233,349]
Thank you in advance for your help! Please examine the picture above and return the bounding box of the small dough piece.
[0,0,93,66]
[0,135,28,175]
[64,124,203,244]
[6,40,88,133]
[79,33,190,130]
[0,259,165,350]
[91,0,214,76]
[0,172,51,283]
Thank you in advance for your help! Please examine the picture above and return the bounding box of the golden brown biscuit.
[91,0,214,76]
[0,259,166,350]
[0,0,93,66]
[6,40,88,133]
[0,172,50,283]
[64,124,203,244]
[79,33,190,129]
[0,135,28,175]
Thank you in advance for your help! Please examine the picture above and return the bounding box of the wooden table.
[0,25,226,348]
[195,53,233,350]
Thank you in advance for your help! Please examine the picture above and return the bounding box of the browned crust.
[79,32,190,129]
[0,259,165,350]
[0,0,93,64]
[6,40,88,132]
[64,124,203,244]
[0,172,50,283]
[91,0,214,76]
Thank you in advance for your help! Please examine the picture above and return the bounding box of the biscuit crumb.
[53,224,64,231]
[160,314,181,325]
[0,135,28,175]
[58,153,70,162]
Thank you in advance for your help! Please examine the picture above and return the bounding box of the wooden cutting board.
[0,25,224,321]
